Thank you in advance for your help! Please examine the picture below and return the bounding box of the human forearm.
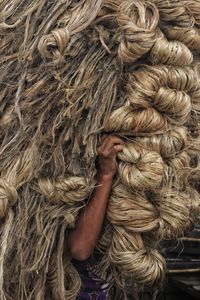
[68,174,113,261]
[67,135,125,261]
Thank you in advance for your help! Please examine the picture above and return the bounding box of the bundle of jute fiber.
[0,0,200,299]
[154,0,200,51]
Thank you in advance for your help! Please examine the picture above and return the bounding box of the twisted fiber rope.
[0,146,38,218]
[117,142,164,190]
[107,184,159,232]
[133,126,188,158]
[126,65,196,125]
[150,31,193,66]
[0,0,200,299]
[38,0,103,61]
[109,226,165,286]
[116,0,159,62]
[38,176,95,205]
[108,184,193,240]
[154,0,200,50]
[0,179,18,218]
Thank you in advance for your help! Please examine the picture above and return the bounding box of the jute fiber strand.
[0,0,200,299]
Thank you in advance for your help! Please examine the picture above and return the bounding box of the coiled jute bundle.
[0,0,200,299]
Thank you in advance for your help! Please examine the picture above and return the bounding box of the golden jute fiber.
[0,0,200,299]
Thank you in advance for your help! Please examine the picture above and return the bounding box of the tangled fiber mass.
[1,0,200,299]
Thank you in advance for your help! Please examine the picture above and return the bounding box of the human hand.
[96,135,125,180]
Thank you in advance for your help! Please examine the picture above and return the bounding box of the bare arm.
[67,135,125,261]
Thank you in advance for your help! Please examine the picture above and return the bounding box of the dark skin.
[68,135,125,261]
